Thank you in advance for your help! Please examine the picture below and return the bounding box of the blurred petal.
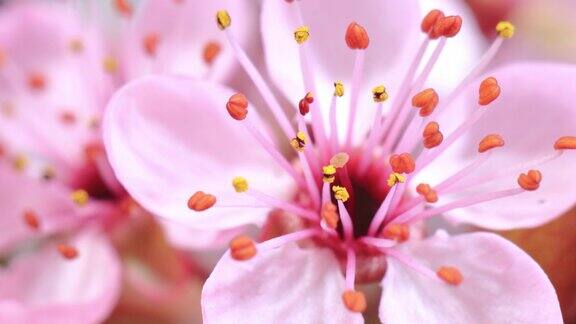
[202,244,363,324]
[380,232,562,323]
[103,75,293,231]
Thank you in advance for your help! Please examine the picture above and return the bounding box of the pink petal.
[261,0,420,142]
[103,75,294,231]
[0,165,80,252]
[123,0,257,82]
[0,228,122,324]
[202,244,363,323]
[424,62,576,230]
[380,231,562,323]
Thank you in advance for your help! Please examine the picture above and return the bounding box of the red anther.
[114,0,133,16]
[203,41,221,65]
[27,72,46,91]
[58,244,79,260]
[84,142,104,161]
[382,224,410,243]
[423,122,443,149]
[230,235,257,261]
[421,9,444,34]
[321,202,339,229]
[435,15,462,38]
[412,88,439,117]
[389,153,415,174]
[478,77,501,106]
[342,290,367,313]
[298,92,314,116]
[22,210,40,230]
[143,33,160,57]
[437,266,463,285]
[518,170,542,191]
[187,191,217,211]
[478,134,505,153]
[416,183,438,203]
[59,111,77,125]
[554,136,576,150]
[345,22,369,50]
[226,93,249,121]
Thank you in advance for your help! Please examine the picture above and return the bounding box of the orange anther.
[342,290,367,313]
[518,170,542,191]
[143,33,160,57]
[187,191,217,211]
[478,77,501,106]
[203,41,221,65]
[226,93,249,121]
[58,244,79,260]
[421,9,444,34]
[412,88,439,117]
[554,136,576,150]
[382,224,409,243]
[345,22,369,50]
[437,266,463,285]
[432,15,462,38]
[478,134,505,153]
[422,122,443,149]
[416,183,438,203]
[114,0,133,17]
[22,210,40,230]
[299,92,314,116]
[59,111,77,125]
[230,235,257,261]
[321,202,339,229]
[27,72,46,91]
[389,153,415,174]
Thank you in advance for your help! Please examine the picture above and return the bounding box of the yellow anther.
[216,10,231,30]
[372,85,389,102]
[322,165,337,183]
[232,177,249,193]
[387,173,406,187]
[334,81,344,97]
[290,131,307,152]
[332,185,350,202]
[294,26,310,44]
[102,56,118,74]
[330,152,350,168]
[12,154,28,172]
[70,189,89,206]
[496,21,515,39]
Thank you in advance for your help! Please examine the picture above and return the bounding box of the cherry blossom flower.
[0,0,256,322]
[103,0,575,322]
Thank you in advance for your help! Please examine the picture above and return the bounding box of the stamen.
[321,202,339,229]
[329,83,342,151]
[70,189,89,206]
[416,183,438,203]
[345,22,370,50]
[478,134,505,152]
[114,0,133,17]
[102,56,119,74]
[345,22,369,148]
[334,81,345,97]
[496,21,515,39]
[143,33,160,57]
[345,248,357,289]
[41,166,56,181]
[372,85,389,102]
[293,26,310,44]
[380,248,443,283]
[330,152,350,169]
[367,175,403,236]
[298,92,314,116]
[381,224,410,243]
[230,235,257,261]
[59,111,77,125]
[421,9,445,36]
[290,131,307,152]
[333,186,350,202]
[342,290,366,313]
[22,210,40,231]
[554,136,576,150]
[431,15,463,38]
[68,38,84,54]
[12,154,28,172]
[27,72,46,91]
[232,177,249,193]
[422,121,444,149]
[478,77,501,106]
[203,41,222,65]
[322,165,336,183]
[258,229,319,250]
[436,266,463,285]
[412,88,439,117]
[335,193,354,241]
[216,10,231,30]
[187,191,217,211]
[357,85,390,175]
[518,170,542,191]
[57,244,79,260]
[226,93,248,120]
[390,153,416,174]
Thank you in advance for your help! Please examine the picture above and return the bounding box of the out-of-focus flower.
[104,0,576,322]
[0,0,257,322]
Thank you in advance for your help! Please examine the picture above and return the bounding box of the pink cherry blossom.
[102,0,574,322]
